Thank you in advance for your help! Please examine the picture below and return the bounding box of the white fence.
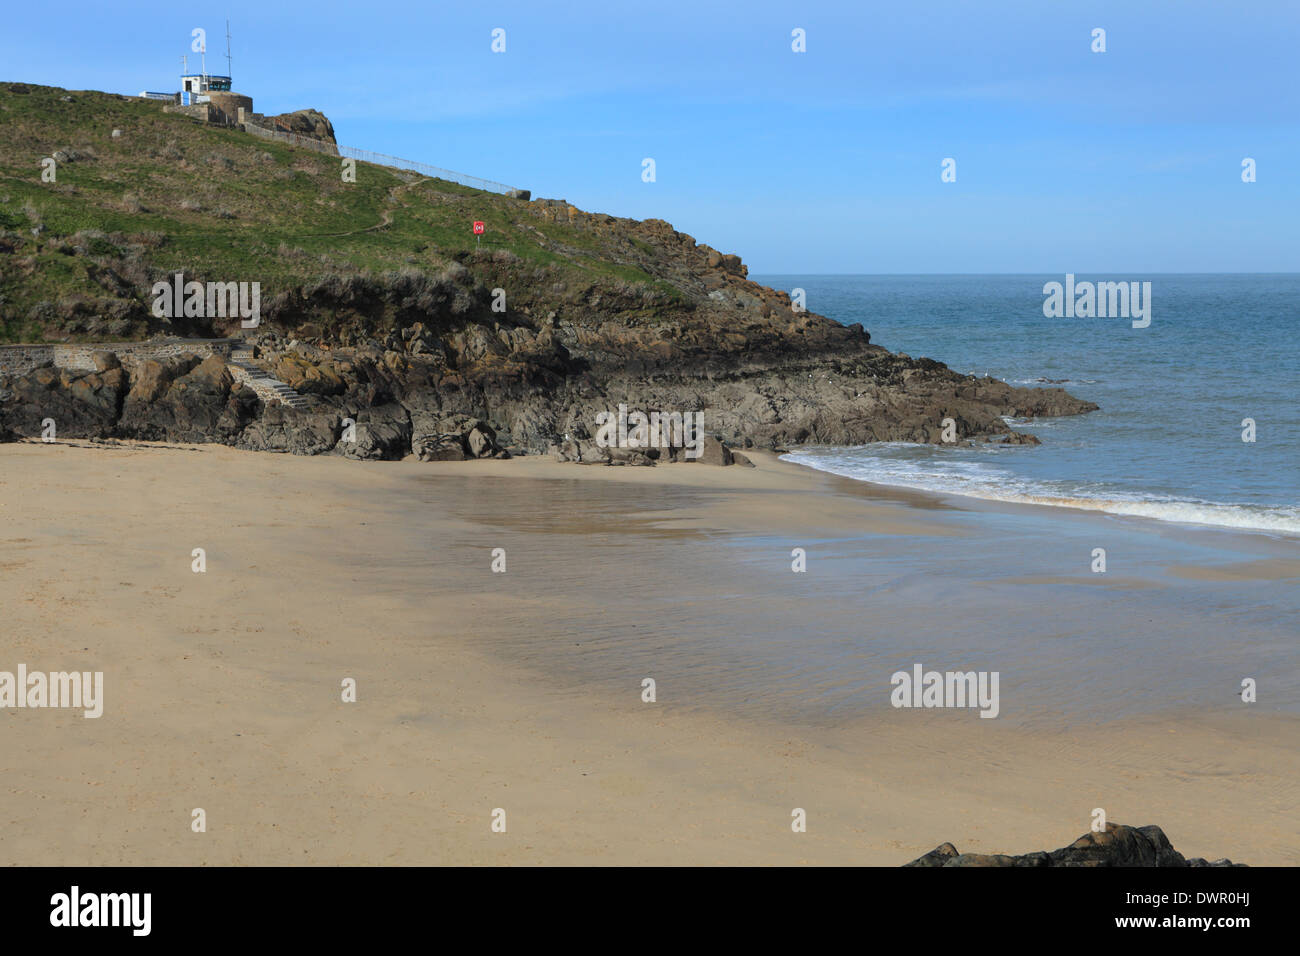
[242,121,522,196]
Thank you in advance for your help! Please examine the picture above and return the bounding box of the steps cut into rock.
[228,350,311,408]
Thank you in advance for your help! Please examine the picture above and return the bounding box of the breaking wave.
[783,447,1300,536]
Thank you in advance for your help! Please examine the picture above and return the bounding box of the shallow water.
[411,472,1300,731]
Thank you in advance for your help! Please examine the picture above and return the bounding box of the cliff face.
[0,83,1097,459]
[264,109,336,144]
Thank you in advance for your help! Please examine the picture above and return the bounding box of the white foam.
[784,450,1300,536]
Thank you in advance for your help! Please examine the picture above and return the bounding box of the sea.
[753,274,1299,537]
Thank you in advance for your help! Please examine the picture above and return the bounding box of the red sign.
[472,221,485,235]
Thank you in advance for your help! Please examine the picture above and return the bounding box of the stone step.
[225,355,310,408]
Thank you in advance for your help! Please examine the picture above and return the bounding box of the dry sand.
[0,440,1295,865]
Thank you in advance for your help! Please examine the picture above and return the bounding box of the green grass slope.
[0,82,688,343]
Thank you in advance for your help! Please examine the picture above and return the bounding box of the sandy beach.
[1,440,1296,865]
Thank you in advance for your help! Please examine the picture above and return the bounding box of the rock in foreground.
[904,823,1244,867]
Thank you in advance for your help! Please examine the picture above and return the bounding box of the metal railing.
[242,121,520,195]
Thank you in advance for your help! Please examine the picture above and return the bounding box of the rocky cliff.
[0,83,1097,461]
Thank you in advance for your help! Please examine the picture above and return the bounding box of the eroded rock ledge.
[0,327,1097,461]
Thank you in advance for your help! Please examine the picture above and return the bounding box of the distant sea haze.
[754,274,1300,535]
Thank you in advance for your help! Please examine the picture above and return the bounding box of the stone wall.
[206,92,254,126]
[242,120,340,157]
[161,95,253,127]
[0,339,238,378]
[0,346,54,377]
[162,103,216,124]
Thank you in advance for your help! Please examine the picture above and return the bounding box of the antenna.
[226,19,233,78]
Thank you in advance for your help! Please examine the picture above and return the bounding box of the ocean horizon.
[756,273,1300,536]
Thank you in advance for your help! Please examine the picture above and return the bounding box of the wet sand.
[0,440,1296,865]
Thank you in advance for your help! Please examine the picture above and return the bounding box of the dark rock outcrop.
[334,403,410,461]
[118,355,199,436]
[905,823,1244,867]
[265,109,337,145]
[689,435,733,466]
[236,405,340,456]
[0,364,126,439]
[411,413,501,461]
[0,308,1099,461]
[139,355,256,444]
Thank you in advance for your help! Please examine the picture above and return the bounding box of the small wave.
[783,452,1300,535]
[1004,377,1099,386]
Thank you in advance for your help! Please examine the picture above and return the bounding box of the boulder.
[1049,823,1186,867]
[550,440,579,462]
[903,843,960,868]
[118,355,201,437]
[551,437,608,464]
[905,824,1244,868]
[274,353,346,396]
[575,438,609,463]
[125,356,195,404]
[335,404,411,461]
[182,354,234,392]
[606,445,656,466]
[67,367,127,417]
[136,354,242,443]
[410,414,499,461]
[236,405,340,455]
[0,364,126,440]
[415,435,467,461]
[466,422,497,458]
[687,436,732,466]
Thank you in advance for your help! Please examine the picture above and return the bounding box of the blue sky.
[5,1,1297,273]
